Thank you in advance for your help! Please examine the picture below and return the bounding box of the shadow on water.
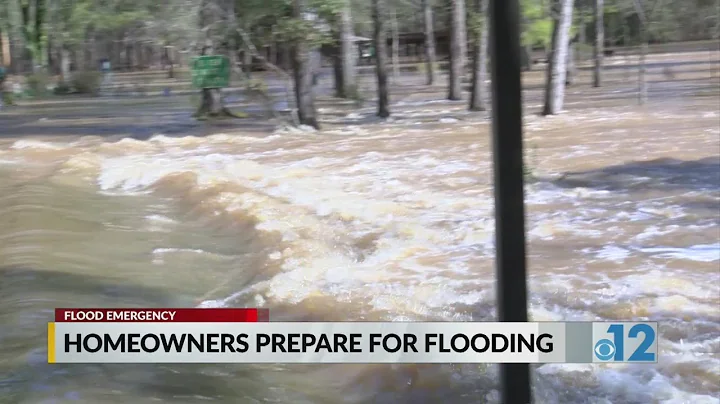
[550,157,720,193]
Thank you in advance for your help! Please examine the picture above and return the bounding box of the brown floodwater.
[0,61,719,404]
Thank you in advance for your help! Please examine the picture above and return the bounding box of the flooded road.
[1,67,719,403]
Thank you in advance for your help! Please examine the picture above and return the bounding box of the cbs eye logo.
[593,323,656,362]
[593,339,616,361]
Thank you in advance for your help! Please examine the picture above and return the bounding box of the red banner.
[55,308,270,322]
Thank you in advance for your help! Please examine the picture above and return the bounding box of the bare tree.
[448,0,465,100]
[372,0,390,117]
[422,0,437,85]
[542,0,575,115]
[292,0,320,127]
[469,0,488,111]
[593,0,604,87]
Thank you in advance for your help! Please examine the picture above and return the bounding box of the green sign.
[191,55,230,89]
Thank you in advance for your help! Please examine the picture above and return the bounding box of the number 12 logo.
[594,323,656,362]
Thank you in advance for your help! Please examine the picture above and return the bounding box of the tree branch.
[236,27,300,126]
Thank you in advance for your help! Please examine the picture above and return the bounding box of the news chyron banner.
[48,309,658,364]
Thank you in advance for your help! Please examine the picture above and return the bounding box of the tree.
[457,0,467,73]
[339,0,357,97]
[521,0,553,71]
[390,3,400,80]
[632,0,650,104]
[372,0,390,117]
[422,0,437,85]
[566,35,576,85]
[542,0,574,115]
[7,0,26,73]
[194,0,243,119]
[196,0,224,116]
[292,0,320,127]
[312,0,355,99]
[1,30,10,67]
[447,0,465,100]
[593,0,603,87]
[469,0,488,111]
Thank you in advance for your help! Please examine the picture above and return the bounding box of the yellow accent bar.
[47,323,56,363]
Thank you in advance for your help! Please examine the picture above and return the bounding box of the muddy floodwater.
[1,60,719,403]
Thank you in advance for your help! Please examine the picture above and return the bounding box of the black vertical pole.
[488,0,532,404]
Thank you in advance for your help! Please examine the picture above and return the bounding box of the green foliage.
[70,71,102,95]
[522,0,553,48]
[273,17,333,47]
[310,0,345,22]
[25,72,51,97]
[467,10,486,38]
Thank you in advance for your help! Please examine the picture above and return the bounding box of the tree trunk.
[243,49,252,79]
[46,0,58,73]
[1,30,11,67]
[28,0,39,71]
[521,44,532,71]
[282,45,291,71]
[632,0,648,104]
[165,47,176,78]
[566,41,576,85]
[339,0,357,97]
[457,0,467,76]
[372,0,390,117]
[60,48,70,81]
[134,41,143,70]
[447,0,464,100]
[85,30,95,71]
[422,0,437,85]
[114,34,123,69]
[194,0,240,119]
[333,44,344,97]
[50,0,68,79]
[593,0,603,87]
[292,0,320,128]
[391,6,400,80]
[224,1,241,82]
[542,0,574,115]
[125,42,132,71]
[7,0,26,73]
[638,39,647,105]
[469,0,488,111]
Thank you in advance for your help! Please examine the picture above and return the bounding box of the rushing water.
[1,82,720,403]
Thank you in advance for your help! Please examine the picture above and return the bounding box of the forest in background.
[0,0,718,123]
